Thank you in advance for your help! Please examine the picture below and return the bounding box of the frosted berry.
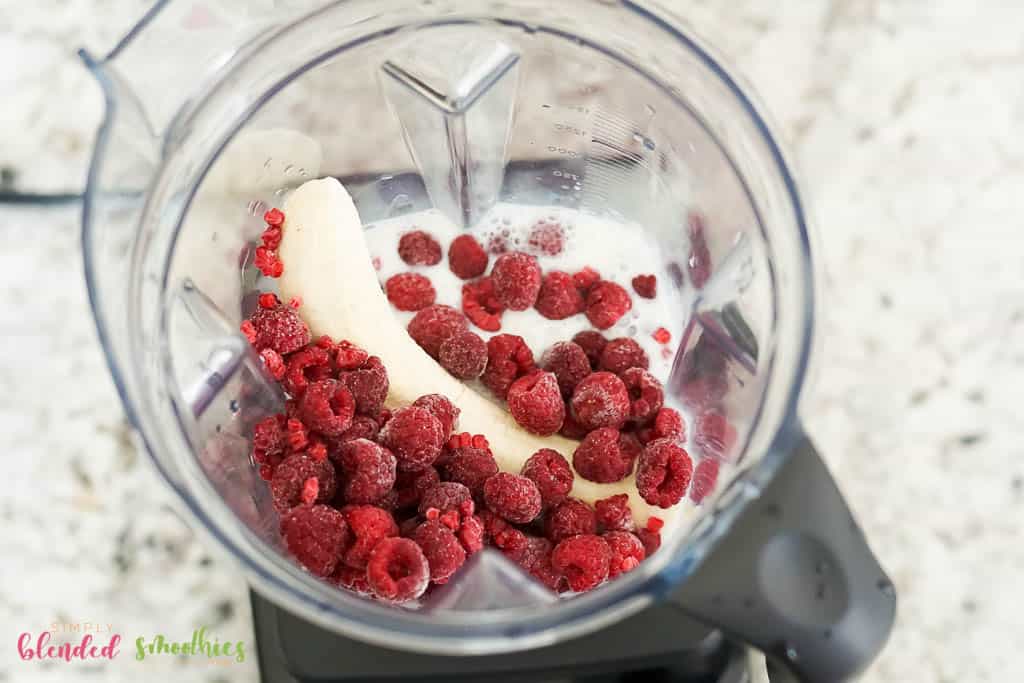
[603,531,645,578]
[411,394,460,437]
[540,341,591,398]
[507,371,565,436]
[271,454,337,512]
[335,340,370,371]
[338,356,389,417]
[458,514,485,554]
[379,406,445,472]
[332,415,380,445]
[298,379,355,437]
[333,565,371,594]
[419,482,474,518]
[483,473,543,524]
[438,330,488,380]
[690,458,720,503]
[448,234,489,279]
[393,467,440,510]
[545,498,597,543]
[638,407,686,444]
[552,535,611,593]
[461,276,504,332]
[441,447,498,497]
[408,305,468,358]
[572,267,601,295]
[527,219,565,256]
[521,448,574,508]
[573,428,633,484]
[398,230,442,266]
[282,345,332,397]
[481,334,535,399]
[631,274,657,299]
[248,304,311,354]
[491,251,542,311]
[598,337,649,375]
[594,494,635,532]
[412,520,467,583]
[281,505,349,578]
[339,439,397,505]
[367,537,430,602]
[559,410,589,440]
[636,528,661,556]
[620,368,664,425]
[585,281,632,330]
[572,330,607,369]
[636,439,693,508]
[535,271,585,320]
[385,273,436,311]
[343,505,399,570]
[570,371,630,431]
[522,536,565,592]
[253,415,287,461]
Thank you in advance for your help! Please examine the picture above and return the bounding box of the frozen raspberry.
[408,305,468,358]
[379,406,445,472]
[419,482,473,517]
[585,281,632,330]
[491,251,542,311]
[335,340,370,371]
[332,415,380,445]
[298,379,355,437]
[343,505,399,569]
[445,431,490,452]
[393,467,440,510]
[271,454,337,512]
[639,407,686,444]
[412,394,460,436]
[258,292,279,309]
[263,207,285,226]
[487,234,509,254]
[441,447,497,497]
[652,327,671,344]
[338,439,397,505]
[620,368,664,425]
[367,537,430,602]
[458,514,485,554]
[481,334,535,399]
[594,494,635,532]
[282,345,332,397]
[338,356,389,417]
[247,304,311,354]
[572,428,633,483]
[572,267,601,295]
[253,415,287,461]
[507,371,565,436]
[694,411,737,461]
[261,226,282,250]
[281,505,349,578]
[603,531,645,578]
[527,219,565,256]
[520,536,565,592]
[631,274,657,299]
[535,271,585,320]
[398,230,442,266]
[260,348,286,379]
[636,439,693,508]
[636,528,661,556]
[448,234,489,279]
[690,458,720,503]
[559,410,589,439]
[572,330,607,369]
[521,449,573,508]
[598,337,649,375]
[479,510,524,552]
[540,342,590,398]
[570,372,630,431]
[412,520,467,583]
[461,276,505,332]
[552,535,611,592]
[253,246,284,278]
[385,273,436,312]
[333,565,371,593]
[438,330,488,380]
[483,473,543,524]
[545,498,597,543]
[687,213,712,289]
[618,430,643,465]
[286,417,309,452]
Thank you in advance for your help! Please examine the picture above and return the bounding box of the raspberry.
[379,406,445,472]
[445,431,490,452]
[636,528,661,556]
[419,482,473,516]
[687,213,712,289]
[618,430,643,465]
[620,368,664,425]
[247,304,311,354]
[545,498,597,543]
[385,273,436,312]
[394,467,440,510]
[438,330,488,380]
[338,439,397,505]
[398,230,442,266]
[408,305,468,358]
[253,415,287,460]
[572,267,601,295]
[298,379,355,437]
[572,330,607,369]
[282,345,332,397]
[264,207,285,226]
[521,449,573,508]
[636,439,693,508]
[411,394,460,436]
[652,327,671,344]
[646,516,664,533]
[412,520,467,583]
[598,337,649,375]
[694,411,737,461]
[520,536,565,592]
[570,371,630,431]
[254,246,284,278]
[572,428,634,483]
[535,271,585,320]
[461,276,505,332]
[259,347,285,380]
[240,320,257,344]
[552,535,611,593]
[559,410,589,439]
[507,371,565,436]
[585,281,632,330]
[527,219,565,256]
[286,417,309,452]
[448,234,489,279]
[483,473,543,524]
[307,440,328,463]
[441,447,497,497]
[335,340,370,371]
[690,458,719,503]
[594,494,634,532]
[481,334,535,399]
[281,505,349,578]
[271,454,337,512]
[261,226,282,250]
[491,251,542,311]
[258,292,279,309]
[639,407,686,444]
[539,341,590,398]
[631,274,657,299]
[603,531,645,578]
[331,415,380,445]
[338,356,389,417]
[458,514,485,554]
[333,565,371,593]
[367,537,430,602]
[343,505,399,569]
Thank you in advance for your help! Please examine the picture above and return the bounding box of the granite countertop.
[3,1,1023,681]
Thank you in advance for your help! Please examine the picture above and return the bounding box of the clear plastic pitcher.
[79,1,895,679]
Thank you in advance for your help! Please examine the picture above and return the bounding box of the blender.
[78,1,896,680]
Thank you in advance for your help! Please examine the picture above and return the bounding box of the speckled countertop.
[2,1,1023,681]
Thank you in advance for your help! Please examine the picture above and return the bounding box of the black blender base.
[250,591,751,683]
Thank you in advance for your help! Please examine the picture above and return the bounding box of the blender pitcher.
[79,1,896,680]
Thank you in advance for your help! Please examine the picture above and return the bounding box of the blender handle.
[670,431,896,682]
